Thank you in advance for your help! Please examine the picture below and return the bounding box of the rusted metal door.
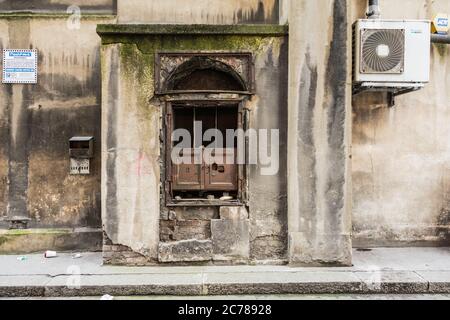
[172,148,237,191]
[172,149,203,191]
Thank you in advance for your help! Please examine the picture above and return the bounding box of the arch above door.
[155,52,254,95]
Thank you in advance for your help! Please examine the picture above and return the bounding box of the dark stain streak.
[7,85,33,221]
[437,208,450,243]
[324,0,348,227]
[92,50,102,104]
[6,13,34,219]
[244,36,289,260]
[0,86,12,219]
[28,47,102,103]
[0,0,116,14]
[352,92,388,144]
[276,37,289,257]
[105,49,119,238]
[300,51,318,147]
[235,0,279,24]
[297,48,318,233]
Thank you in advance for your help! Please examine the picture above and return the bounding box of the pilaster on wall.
[100,42,160,262]
[287,0,352,266]
[279,0,289,25]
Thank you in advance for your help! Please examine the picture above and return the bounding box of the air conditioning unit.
[353,19,431,95]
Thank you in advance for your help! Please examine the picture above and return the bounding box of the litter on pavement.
[44,251,57,258]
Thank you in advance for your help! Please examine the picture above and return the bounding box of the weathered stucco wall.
[0,15,114,230]
[101,41,160,260]
[117,0,279,24]
[287,0,352,265]
[1,0,448,259]
[351,0,450,246]
[100,25,288,264]
[249,35,288,261]
[0,0,116,14]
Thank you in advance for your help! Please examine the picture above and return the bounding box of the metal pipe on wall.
[431,34,450,44]
[367,0,381,19]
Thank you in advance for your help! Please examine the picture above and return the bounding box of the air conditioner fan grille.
[361,29,405,74]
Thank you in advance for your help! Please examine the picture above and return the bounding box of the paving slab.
[204,271,363,295]
[45,273,204,297]
[0,275,51,297]
[416,271,450,293]
[0,248,449,297]
[354,271,428,293]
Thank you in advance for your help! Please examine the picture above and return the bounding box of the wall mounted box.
[69,136,94,159]
[353,19,431,93]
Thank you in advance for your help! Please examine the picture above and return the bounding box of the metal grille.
[361,29,405,74]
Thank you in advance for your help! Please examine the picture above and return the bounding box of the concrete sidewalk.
[0,248,449,297]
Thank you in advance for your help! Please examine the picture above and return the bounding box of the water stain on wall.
[351,0,450,246]
[118,0,279,24]
[0,0,116,13]
[0,17,109,230]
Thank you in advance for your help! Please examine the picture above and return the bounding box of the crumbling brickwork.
[160,207,217,242]
[102,233,157,266]
[158,207,251,264]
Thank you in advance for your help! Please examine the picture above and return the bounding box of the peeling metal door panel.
[172,151,203,191]
[204,148,238,191]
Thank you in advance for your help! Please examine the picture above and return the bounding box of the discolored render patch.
[117,0,279,24]
[26,103,101,228]
[295,50,318,244]
[288,0,352,266]
[0,228,102,254]
[0,0,116,14]
[5,19,32,224]
[322,0,350,256]
[235,0,279,24]
[248,32,289,261]
[0,91,9,220]
[0,172,8,220]
[102,44,120,245]
[0,159,7,219]
[432,43,449,60]
[102,42,161,259]
[351,0,450,247]
[0,16,113,246]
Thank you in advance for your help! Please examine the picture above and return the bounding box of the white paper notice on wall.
[2,49,38,84]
